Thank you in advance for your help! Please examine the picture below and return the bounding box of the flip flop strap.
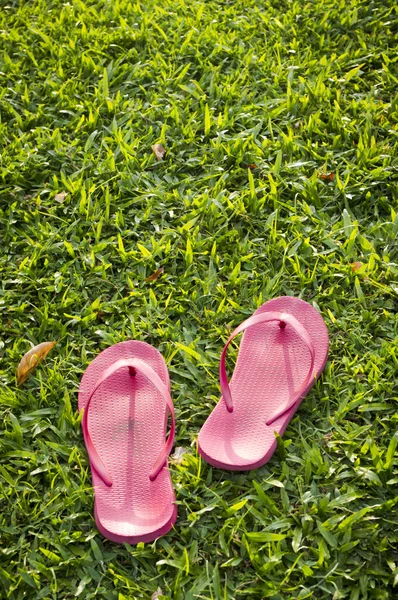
[219,310,316,425]
[82,357,175,487]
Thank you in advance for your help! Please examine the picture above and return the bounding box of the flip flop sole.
[94,503,177,544]
[78,340,176,543]
[198,297,329,470]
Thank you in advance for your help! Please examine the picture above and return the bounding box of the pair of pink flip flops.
[78,296,329,544]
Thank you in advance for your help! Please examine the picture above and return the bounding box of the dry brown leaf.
[145,267,164,282]
[351,261,363,272]
[318,172,335,182]
[355,372,366,381]
[247,163,258,170]
[322,433,332,446]
[55,191,68,203]
[17,341,57,386]
[151,143,166,161]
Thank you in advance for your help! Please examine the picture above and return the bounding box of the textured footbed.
[198,297,329,470]
[78,341,176,544]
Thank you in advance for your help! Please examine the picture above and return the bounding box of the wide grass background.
[1,0,398,598]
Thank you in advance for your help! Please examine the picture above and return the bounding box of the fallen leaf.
[55,191,68,203]
[322,433,332,446]
[151,588,163,600]
[355,373,366,381]
[318,172,335,182]
[145,267,164,282]
[151,143,166,161]
[17,342,57,386]
[240,162,258,170]
[351,262,363,272]
[170,446,190,464]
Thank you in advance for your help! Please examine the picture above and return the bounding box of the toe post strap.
[219,310,316,423]
[81,358,175,487]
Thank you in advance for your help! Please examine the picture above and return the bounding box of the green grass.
[1,0,398,597]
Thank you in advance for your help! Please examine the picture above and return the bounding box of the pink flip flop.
[78,340,177,544]
[198,297,329,470]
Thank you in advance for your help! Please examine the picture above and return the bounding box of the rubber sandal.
[78,340,177,544]
[198,296,329,470]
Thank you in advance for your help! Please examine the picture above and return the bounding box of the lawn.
[0,0,397,598]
